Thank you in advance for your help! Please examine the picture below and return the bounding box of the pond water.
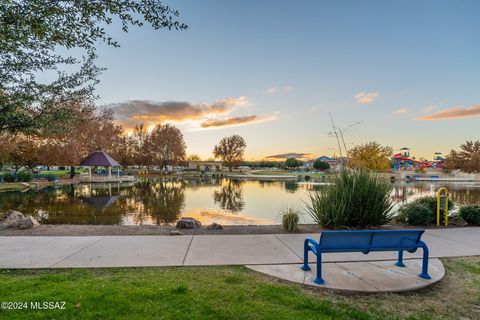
[1,177,479,226]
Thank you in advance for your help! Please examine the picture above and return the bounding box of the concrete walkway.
[1,227,479,269]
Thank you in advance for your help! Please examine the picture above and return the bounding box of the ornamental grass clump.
[305,169,394,228]
[281,207,300,232]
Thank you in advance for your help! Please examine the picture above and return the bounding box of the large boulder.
[0,211,40,230]
[176,217,202,229]
[0,210,25,230]
[16,216,40,230]
[448,215,468,227]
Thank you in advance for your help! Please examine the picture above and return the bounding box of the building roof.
[80,150,120,167]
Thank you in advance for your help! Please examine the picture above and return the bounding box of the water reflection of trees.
[284,180,298,193]
[390,182,480,205]
[0,185,127,224]
[0,180,187,225]
[449,188,480,205]
[127,179,186,225]
[213,180,245,213]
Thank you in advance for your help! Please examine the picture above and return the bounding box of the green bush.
[17,171,33,182]
[2,173,16,182]
[398,203,432,226]
[305,169,394,228]
[281,208,300,232]
[46,174,56,182]
[409,196,455,224]
[313,160,330,171]
[459,205,480,225]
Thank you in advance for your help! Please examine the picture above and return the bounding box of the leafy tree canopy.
[348,142,392,171]
[313,159,330,171]
[0,0,187,135]
[445,140,480,173]
[285,157,303,169]
[213,135,246,171]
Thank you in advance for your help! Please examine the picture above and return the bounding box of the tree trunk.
[70,166,75,179]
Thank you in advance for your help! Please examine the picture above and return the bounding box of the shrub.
[313,160,330,171]
[46,174,56,182]
[281,208,300,232]
[410,196,455,224]
[398,203,432,226]
[305,169,394,228]
[17,171,33,182]
[459,205,480,225]
[2,173,16,182]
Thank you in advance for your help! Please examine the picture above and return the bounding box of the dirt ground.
[0,223,325,236]
[0,222,461,236]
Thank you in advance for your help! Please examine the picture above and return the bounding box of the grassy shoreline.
[0,257,479,319]
[0,183,30,193]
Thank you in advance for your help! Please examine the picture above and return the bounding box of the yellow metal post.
[437,188,449,226]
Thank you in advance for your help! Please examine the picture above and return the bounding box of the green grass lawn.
[0,257,479,320]
[38,170,86,177]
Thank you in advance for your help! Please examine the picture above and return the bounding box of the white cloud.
[265,86,294,96]
[423,105,435,112]
[354,92,379,104]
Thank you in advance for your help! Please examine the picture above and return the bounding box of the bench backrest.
[318,229,424,253]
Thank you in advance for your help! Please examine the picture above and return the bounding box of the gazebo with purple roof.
[80,150,121,181]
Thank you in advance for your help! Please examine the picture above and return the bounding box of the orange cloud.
[354,92,379,104]
[110,97,248,129]
[200,114,276,129]
[416,104,480,120]
[394,108,410,115]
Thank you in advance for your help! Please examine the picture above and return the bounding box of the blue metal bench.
[301,229,431,284]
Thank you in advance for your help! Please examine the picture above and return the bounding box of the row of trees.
[0,100,249,175]
[342,140,480,173]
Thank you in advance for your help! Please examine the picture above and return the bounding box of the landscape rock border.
[0,210,39,230]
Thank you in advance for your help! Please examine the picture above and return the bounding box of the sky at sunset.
[93,0,479,160]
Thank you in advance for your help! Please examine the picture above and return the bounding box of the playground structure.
[392,148,445,172]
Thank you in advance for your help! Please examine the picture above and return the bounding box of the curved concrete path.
[247,258,445,292]
[0,227,478,292]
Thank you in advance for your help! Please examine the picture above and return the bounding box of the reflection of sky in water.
[1,178,479,226]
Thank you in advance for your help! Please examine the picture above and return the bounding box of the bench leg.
[301,240,311,271]
[314,253,325,285]
[395,250,405,267]
[419,242,431,280]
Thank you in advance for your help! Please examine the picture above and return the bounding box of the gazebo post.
[108,166,112,179]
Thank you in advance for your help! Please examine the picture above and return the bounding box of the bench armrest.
[304,237,320,255]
